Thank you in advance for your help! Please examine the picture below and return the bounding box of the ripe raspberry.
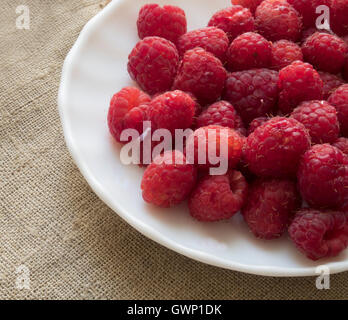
[177,27,229,62]
[244,117,311,178]
[319,72,345,100]
[300,28,330,44]
[255,0,302,42]
[208,6,255,42]
[141,150,197,208]
[147,91,195,134]
[137,4,187,44]
[302,32,348,74]
[185,125,243,170]
[289,210,348,260]
[290,100,340,144]
[231,0,264,14]
[227,32,272,71]
[287,0,331,28]
[298,144,348,209]
[128,37,179,95]
[196,101,246,136]
[271,40,303,70]
[172,48,227,105]
[107,87,151,143]
[328,84,348,137]
[278,61,323,114]
[333,137,348,156]
[247,117,269,135]
[189,170,248,222]
[331,0,348,36]
[224,69,279,124]
[242,179,300,239]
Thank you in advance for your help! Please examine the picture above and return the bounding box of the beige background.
[0,0,348,299]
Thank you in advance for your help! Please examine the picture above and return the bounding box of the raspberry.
[298,144,348,209]
[141,150,197,208]
[271,40,303,70]
[287,0,331,28]
[208,6,255,42]
[172,48,227,105]
[107,87,151,143]
[189,170,248,221]
[147,90,195,134]
[244,117,311,178]
[227,32,272,71]
[319,72,345,100]
[128,37,179,95]
[328,84,348,137]
[331,0,348,36]
[289,210,348,260]
[255,0,302,42]
[302,32,348,74]
[137,4,187,44]
[278,61,323,114]
[333,137,348,156]
[224,69,279,124]
[247,117,269,135]
[242,179,300,239]
[185,125,243,170]
[290,100,340,144]
[177,27,229,62]
[300,28,330,44]
[231,0,264,14]
[196,101,246,136]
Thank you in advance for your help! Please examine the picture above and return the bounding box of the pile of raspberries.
[108,1,348,261]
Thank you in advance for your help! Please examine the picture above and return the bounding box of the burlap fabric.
[1,0,348,300]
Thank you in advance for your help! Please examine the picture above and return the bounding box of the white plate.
[58,0,348,277]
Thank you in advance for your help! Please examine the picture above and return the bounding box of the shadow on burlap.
[0,0,347,299]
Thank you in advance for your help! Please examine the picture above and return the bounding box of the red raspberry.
[319,71,345,100]
[172,48,227,105]
[289,209,348,260]
[247,117,269,135]
[227,32,272,71]
[278,61,323,114]
[231,0,264,14]
[287,0,331,28]
[141,150,197,208]
[302,32,348,74]
[147,90,195,134]
[271,40,303,70]
[189,170,248,222]
[328,84,348,137]
[224,69,279,124]
[128,37,179,95]
[196,101,246,136]
[244,117,311,178]
[333,137,348,156]
[208,6,255,42]
[137,4,187,44]
[331,0,348,36]
[185,125,243,170]
[177,27,229,62]
[300,28,330,44]
[255,0,302,42]
[290,100,340,144]
[298,144,348,209]
[107,87,151,143]
[242,179,300,239]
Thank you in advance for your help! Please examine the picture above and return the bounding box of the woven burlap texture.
[0,0,348,300]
